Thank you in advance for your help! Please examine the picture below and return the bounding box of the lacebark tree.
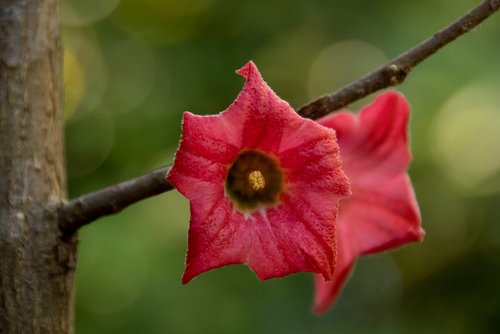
[0,0,498,333]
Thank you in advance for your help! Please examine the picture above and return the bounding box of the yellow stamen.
[248,170,265,191]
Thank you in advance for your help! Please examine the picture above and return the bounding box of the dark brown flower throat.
[225,150,284,211]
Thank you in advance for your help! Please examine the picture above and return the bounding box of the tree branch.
[59,0,500,234]
[298,0,500,119]
[60,166,173,235]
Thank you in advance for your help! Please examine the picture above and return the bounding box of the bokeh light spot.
[65,109,114,179]
[111,0,215,45]
[61,0,120,27]
[103,36,156,114]
[431,81,500,194]
[63,28,107,121]
[308,40,387,101]
[63,48,85,120]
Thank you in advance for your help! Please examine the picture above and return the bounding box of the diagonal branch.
[60,166,173,235]
[59,0,500,234]
[298,0,500,119]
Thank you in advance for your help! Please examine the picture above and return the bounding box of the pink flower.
[313,92,425,313]
[167,61,350,284]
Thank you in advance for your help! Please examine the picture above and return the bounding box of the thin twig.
[298,0,500,119]
[60,166,173,235]
[59,0,500,234]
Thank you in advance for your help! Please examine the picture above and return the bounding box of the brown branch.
[60,166,173,235]
[298,0,500,119]
[59,0,500,234]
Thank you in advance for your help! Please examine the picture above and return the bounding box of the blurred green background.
[61,0,500,333]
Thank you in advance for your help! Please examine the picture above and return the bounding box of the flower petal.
[313,222,356,314]
[344,174,424,255]
[312,175,423,312]
[182,196,247,284]
[183,196,335,282]
[270,193,340,280]
[181,112,240,164]
[168,111,239,198]
[313,91,424,313]
[280,130,350,197]
[167,149,227,199]
[244,210,316,280]
[319,91,412,180]
[222,61,302,154]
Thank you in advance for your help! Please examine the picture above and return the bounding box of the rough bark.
[0,1,75,334]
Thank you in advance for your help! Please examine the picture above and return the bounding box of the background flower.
[314,91,424,313]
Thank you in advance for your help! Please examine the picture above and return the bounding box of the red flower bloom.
[167,61,350,284]
[313,92,425,313]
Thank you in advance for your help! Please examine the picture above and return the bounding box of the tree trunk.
[0,1,75,333]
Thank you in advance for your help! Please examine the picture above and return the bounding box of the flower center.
[248,170,265,191]
[225,150,284,211]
